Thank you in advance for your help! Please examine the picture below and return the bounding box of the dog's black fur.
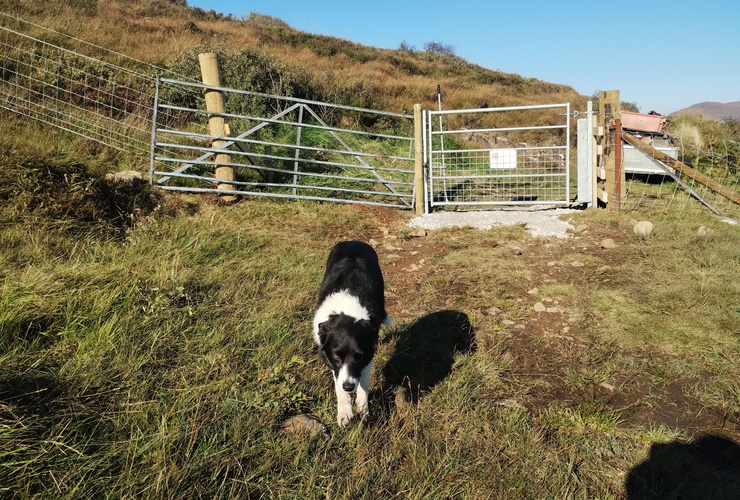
[313,240,389,426]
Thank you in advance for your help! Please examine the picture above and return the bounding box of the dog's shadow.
[378,310,476,410]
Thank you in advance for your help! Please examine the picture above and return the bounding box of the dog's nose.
[342,381,357,392]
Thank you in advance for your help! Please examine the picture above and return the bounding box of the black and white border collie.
[313,241,391,427]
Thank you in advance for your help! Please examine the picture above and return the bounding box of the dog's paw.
[337,405,354,427]
[356,401,369,421]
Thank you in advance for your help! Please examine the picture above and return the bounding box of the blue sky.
[188,0,739,115]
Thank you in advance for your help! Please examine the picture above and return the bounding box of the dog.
[313,240,391,427]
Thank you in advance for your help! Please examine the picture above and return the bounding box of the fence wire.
[619,137,740,222]
[0,13,158,155]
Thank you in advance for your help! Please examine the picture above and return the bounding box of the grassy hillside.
[0,0,587,113]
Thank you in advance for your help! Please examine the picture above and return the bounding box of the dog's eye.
[331,351,342,361]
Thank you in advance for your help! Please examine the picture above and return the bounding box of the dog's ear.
[317,320,329,345]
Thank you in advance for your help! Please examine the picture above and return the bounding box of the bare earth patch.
[348,205,740,439]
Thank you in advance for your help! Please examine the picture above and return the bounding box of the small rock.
[527,288,539,295]
[600,238,616,249]
[633,220,654,237]
[486,306,502,315]
[511,247,523,256]
[547,261,557,267]
[697,226,713,237]
[379,226,390,236]
[280,414,329,440]
[497,399,526,411]
[570,261,585,268]
[407,227,427,238]
[105,170,144,183]
[501,352,515,364]
[534,302,547,312]
[546,307,561,313]
[502,319,516,326]
[599,382,616,392]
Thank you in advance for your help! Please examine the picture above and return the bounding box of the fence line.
[152,77,416,208]
[620,136,740,221]
[1,13,736,218]
[0,12,163,154]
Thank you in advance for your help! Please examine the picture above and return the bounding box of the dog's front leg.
[334,376,354,427]
[355,361,372,422]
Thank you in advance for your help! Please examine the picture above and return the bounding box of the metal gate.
[425,103,571,208]
[150,78,416,209]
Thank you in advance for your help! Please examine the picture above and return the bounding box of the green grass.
[1,117,740,498]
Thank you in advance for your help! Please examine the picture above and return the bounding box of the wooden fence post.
[598,90,624,211]
[413,103,424,215]
[198,52,236,202]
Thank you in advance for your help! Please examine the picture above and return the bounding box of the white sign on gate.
[489,148,517,169]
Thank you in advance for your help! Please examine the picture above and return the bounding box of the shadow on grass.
[625,433,740,499]
[380,310,476,406]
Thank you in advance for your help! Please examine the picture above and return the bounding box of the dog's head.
[316,313,378,393]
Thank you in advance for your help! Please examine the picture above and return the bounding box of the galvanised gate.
[424,103,571,208]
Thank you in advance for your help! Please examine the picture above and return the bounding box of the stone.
[697,226,713,237]
[534,302,547,312]
[407,227,427,238]
[600,238,616,249]
[280,414,330,440]
[105,170,144,183]
[497,398,526,411]
[633,220,654,237]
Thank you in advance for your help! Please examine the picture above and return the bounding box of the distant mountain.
[672,101,740,120]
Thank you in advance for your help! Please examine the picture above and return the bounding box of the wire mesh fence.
[615,135,740,222]
[152,78,417,208]
[0,12,159,155]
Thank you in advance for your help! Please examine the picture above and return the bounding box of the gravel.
[408,206,579,239]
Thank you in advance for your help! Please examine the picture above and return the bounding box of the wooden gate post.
[198,52,236,202]
[413,104,424,215]
[598,90,625,211]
